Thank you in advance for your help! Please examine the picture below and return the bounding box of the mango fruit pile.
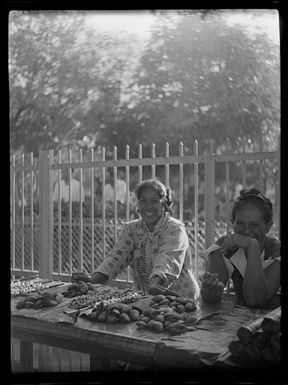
[83,302,141,324]
[136,294,197,334]
[16,292,63,309]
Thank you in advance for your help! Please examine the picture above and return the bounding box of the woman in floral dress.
[72,178,200,299]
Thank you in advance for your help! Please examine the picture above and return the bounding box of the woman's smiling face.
[137,187,164,231]
[233,203,272,250]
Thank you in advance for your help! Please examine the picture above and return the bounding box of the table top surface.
[10,280,271,369]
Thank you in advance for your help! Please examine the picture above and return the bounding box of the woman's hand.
[149,275,163,287]
[71,271,92,283]
[200,272,224,303]
[221,234,259,257]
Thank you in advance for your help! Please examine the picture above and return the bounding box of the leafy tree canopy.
[116,12,280,156]
[9,11,280,159]
[9,10,142,155]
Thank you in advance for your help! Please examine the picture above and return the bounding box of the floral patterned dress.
[94,212,200,298]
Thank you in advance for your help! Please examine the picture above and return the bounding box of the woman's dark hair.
[134,178,174,214]
[231,188,273,224]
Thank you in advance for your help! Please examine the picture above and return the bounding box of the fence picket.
[194,140,199,279]
[21,153,25,271]
[39,150,54,279]
[225,139,231,292]
[259,158,264,192]
[151,143,156,178]
[204,141,215,248]
[165,142,170,187]
[79,149,83,271]
[138,144,142,183]
[57,150,62,275]
[277,153,280,237]
[91,148,95,272]
[30,153,34,271]
[125,145,131,281]
[125,145,130,221]
[179,142,184,222]
[102,147,106,259]
[11,154,16,270]
[113,146,118,243]
[68,150,72,275]
[225,138,231,234]
[241,159,247,188]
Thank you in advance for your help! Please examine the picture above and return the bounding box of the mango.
[176,304,185,313]
[106,314,119,324]
[164,312,183,321]
[185,302,196,312]
[88,311,98,321]
[158,307,173,313]
[139,316,150,324]
[120,304,131,314]
[147,320,164,333]
[151,294,166,303]
[136,321,147,329]
[120,313,131,323]
[129,309,140,321]
[158,298,169,306]
[154,314,165,323]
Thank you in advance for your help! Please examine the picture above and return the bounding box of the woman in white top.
[201,188,280,308]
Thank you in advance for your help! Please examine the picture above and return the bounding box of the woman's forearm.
[243,242,269,307]
[206,250,229,285]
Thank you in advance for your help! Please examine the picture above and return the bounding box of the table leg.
[20,340,33,372]
[90,354,111,371]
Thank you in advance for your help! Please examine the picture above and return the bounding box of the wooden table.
[11,286,271,372]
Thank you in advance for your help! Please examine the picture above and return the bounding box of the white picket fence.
[10,140,280,282]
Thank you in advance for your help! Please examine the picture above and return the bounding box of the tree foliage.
[9,11,280,158]
[117,12,280,156]
[9,10,140,154]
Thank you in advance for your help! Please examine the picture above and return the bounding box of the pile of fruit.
[16,292,63,309]
[68,287,141,310]
[77,292,198,335]
[63,281,90,298]
[135,294,198,334]
[11,279,57,296]
[148,294,197,313]
[82,302,141,324]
